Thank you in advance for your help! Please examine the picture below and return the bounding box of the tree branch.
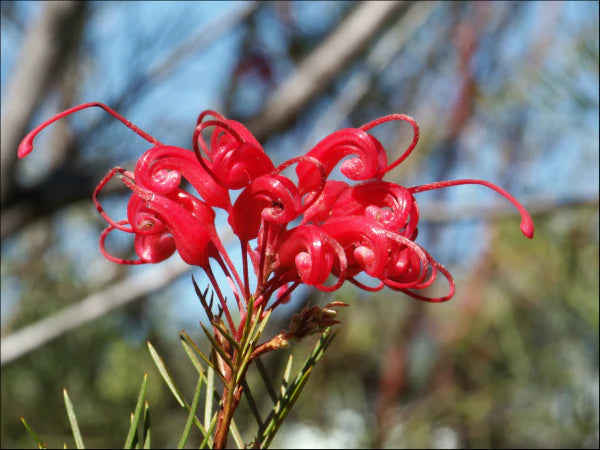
[1,2,260,239]
[1,1,85,204]
[1,257,191,366]
[245,1,405,141]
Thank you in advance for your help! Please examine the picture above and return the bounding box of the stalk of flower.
[18,102,534,448]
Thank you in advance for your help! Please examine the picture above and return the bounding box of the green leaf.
[258,329,337,448]
[124,373,147,449]
[20,416,47,449]
[204,365,215,431]
[280,354,293,396]
[240,307,263,357]
[147,342,185,407]
[229,417,244,450]
[241,377,263,428]
[212,320,242,354]
[179,331,229,387]
[199,322,234,371]
[180,335,207,377]
[63,389,85,449]
[142,401,151,449]
[255,358,278,404]
[147,341,214,442]
[199,413,218,449]
[177,375,203,449]
[241,297,255,344]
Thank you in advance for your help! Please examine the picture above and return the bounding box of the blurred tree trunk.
[1,1,86,204]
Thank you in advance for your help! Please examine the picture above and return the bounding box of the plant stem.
[213,382,239,449]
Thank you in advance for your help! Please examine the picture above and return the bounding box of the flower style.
[19,103,534,318]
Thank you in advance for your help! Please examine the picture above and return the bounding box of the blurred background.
[1,1,598,448]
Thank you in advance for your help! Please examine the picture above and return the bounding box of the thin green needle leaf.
[128,413,140,450]
[142,401,151,450]
[255,358,278,404]
[199,323,234,370]
[229,417,244,450]
[241,308,263,356]
[204,365,215,430]
[124,373,147,449]
[241,377,263,428]
[241,297,255,343]
[179,332,216,372]
[20,416,47,449]
[177,376,203,449]
[199,413,218,449]
[212,320,242,353]
[180,332,229,387]
[147,342,185,407]
[63,389,85,449]
[243,309,273,361]
[281,354,293,394]
[253,309,272,341]
[259,329,337,448]
[180,336,207,377]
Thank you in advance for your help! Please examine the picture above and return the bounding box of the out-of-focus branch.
[2,196,596,365]
[245,1,405,141]
[1,1,85,204]
[1,3,260,240]
[304,1,438,148]
[1,257,191,366]
[109,1,260,113]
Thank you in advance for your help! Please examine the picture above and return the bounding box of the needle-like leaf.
[258,329,336,447]
[199,322,234,370]
[180,331,229,387]
[204,365,215,431]
[177,375,203,449]
[142,401,151,449]
[63,389,85,449]
[147,342,185,407]
[255,358,278,404]
[124,373,147,449]
[20,416,47,449]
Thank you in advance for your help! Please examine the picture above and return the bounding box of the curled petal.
[321,216,390,279]
[134,145,230,209]
[134,233,176,263]
[297,128,386,193]
[277,225,347,291]
[127,195,168,235]
[301,180,349,225]
[193,113,273,189]
[380,236,431,289]
[211,141,275,189]
[228,174,301,241]
[330,181,415,234]
[122,177,218,267]
[398,259,456,303]
[196,110,262,149]
[359,114,419,174]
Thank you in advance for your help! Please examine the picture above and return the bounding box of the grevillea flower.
[19,102,534,328]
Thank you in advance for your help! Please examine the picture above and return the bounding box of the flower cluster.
[19,103,534,334]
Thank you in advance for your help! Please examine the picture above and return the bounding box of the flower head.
[19,102,534,332]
